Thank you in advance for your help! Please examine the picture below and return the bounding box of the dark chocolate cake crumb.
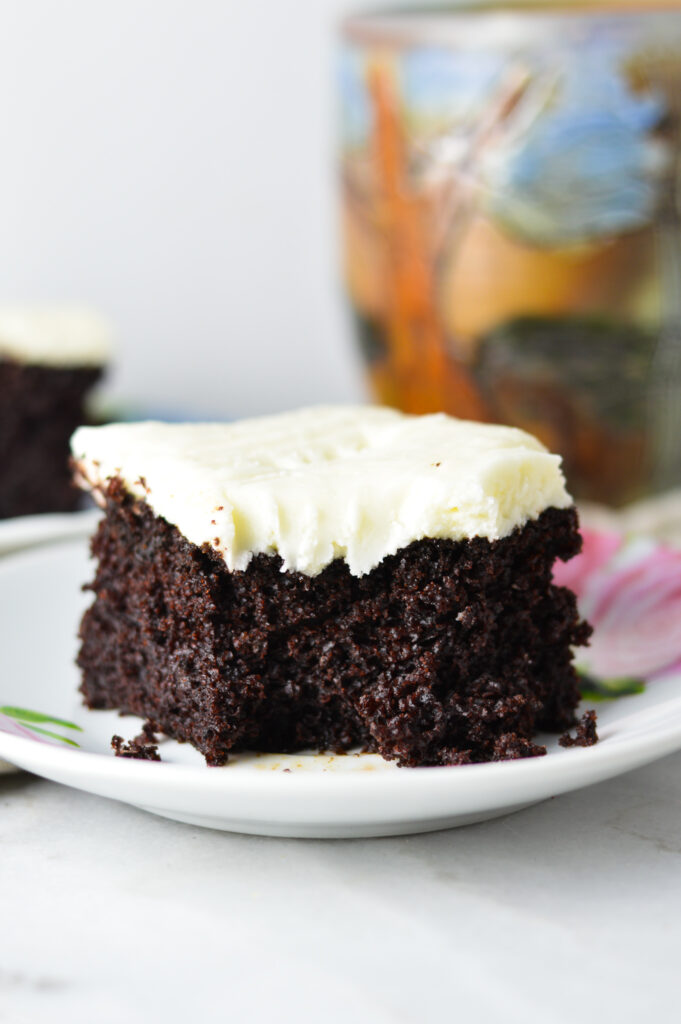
[492,733,547,761]
[111,734,161,761]
[134,721,159,745]
[79,482,590,768]
[559,710,599,748]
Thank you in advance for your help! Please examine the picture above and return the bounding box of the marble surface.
[2,754,680,1024]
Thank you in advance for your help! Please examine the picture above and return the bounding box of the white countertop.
[2,753,679,1024]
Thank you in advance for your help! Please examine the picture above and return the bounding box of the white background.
[0,0,390,418]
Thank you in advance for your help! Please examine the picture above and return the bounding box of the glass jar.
[340,3,681,505]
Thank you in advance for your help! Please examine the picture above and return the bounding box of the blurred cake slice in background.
[0,307,112,519]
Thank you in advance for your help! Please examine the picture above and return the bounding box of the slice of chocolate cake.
[71,407,590,767]
[0,307,111,519]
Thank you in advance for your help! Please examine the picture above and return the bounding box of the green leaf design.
[578,672,646,702]
[0,706,82,748]
[21,725,80,747]
[0,706,83,731]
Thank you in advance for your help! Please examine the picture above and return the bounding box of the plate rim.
[0,507,101,553]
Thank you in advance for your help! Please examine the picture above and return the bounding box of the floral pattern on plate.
[0,707,82,747]
[554,527,681,698]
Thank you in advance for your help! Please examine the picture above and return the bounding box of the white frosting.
[0,307,112,366]
[71,406,572,577]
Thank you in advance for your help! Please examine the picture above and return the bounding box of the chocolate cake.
[71,407,591,767]
[0,308,111,519]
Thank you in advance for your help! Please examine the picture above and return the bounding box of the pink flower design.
[553,527,622,599]
[555,530,681,680]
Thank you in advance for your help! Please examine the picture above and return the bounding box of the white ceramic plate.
[1,538,681,838]
[0,507,101,557]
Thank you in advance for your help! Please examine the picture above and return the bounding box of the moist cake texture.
[0,308,111,519]
[72,407,590,767]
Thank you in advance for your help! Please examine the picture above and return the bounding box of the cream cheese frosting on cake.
[71,406,572,577]
[0,307,112,366]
